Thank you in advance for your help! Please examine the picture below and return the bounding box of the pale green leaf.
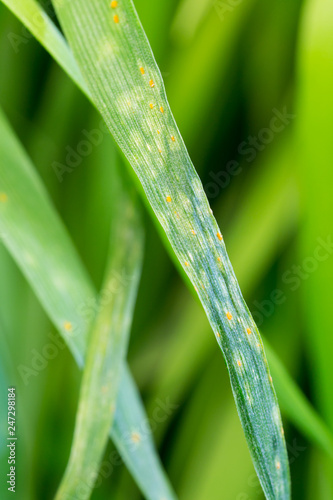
[296,0,333,490]
[0,0,89,98]
[0,107,176,500]
[55,185,144,499]
[297,0,333,434]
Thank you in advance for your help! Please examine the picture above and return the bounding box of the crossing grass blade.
[50,0,290,497]
[297,0,333,434]
[168,0,257,146]
[265,342,333,457]
[297,0,333,491]
[0,107,177,500]
[55,185,144,500]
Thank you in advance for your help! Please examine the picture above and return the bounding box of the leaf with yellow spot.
[49,0,290,497]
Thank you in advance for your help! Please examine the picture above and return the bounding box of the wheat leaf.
[0,107,176,500]
[55,185,144,499]
[50,0,290,497]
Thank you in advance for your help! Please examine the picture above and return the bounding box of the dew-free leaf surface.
[50,0,290,496]
[0,107,176,500]
[55,185,144,500]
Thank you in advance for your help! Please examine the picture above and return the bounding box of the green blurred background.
[0,0,333,498]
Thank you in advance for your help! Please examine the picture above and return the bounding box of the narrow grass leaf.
[296,0,333,489]
[55,187,143,499]
[297,0,333,434]
[265,342,333,457]
[51,0,290,497]
[0,0,89,98]
[0,108,176,500]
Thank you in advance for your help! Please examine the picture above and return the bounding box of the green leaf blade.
[51,0,290,497]
[55,189,144,500]
[0,0,89,98]
[0,107,177,500]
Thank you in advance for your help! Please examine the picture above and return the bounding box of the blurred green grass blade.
[297,0,333,430]
[297,0,333,491]
[225,136,298,297]
[170,358,257,500]
[168,0,256,147]
[170,0,211,45]
[55,189,144,500]
[0,0,89,99]
[51,1,290,497]
[265,342,333,457]
[0,320,35,500]
[0,109,90,364]
[0,108,177,500]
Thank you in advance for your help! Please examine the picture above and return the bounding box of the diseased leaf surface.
[51,0,290,497]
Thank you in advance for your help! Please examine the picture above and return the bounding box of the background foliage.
[0,0,332,499]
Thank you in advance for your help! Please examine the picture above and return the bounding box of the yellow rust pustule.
[131,432,141,444]
[64,321,72,331]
